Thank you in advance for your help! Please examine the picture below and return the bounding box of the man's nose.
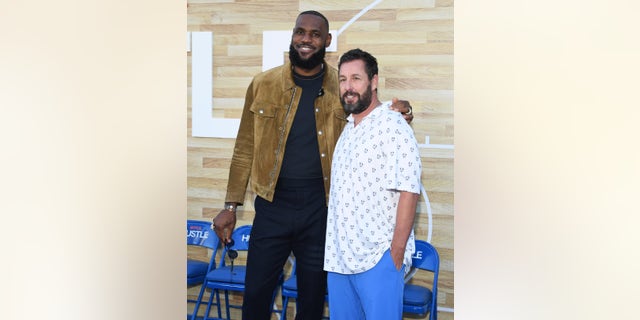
[301,33,313,43]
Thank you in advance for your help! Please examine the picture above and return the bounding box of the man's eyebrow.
[295,26,321,32]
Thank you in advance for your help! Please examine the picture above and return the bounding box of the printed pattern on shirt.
[324,101,422,274]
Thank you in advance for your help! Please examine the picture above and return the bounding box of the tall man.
[211,11,413,320]
[324,48,422,320]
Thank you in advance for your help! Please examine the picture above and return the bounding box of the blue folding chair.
[192,225,282,320]
[403,240,439,320]
[187,220,221,319]
[280,257,329,319]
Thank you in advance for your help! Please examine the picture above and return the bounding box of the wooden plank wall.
[187,1,454,319]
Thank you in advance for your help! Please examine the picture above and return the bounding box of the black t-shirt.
[278,70,325,179]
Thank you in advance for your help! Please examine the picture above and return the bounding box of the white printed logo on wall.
[188,30,336,138]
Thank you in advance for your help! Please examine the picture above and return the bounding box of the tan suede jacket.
[225,61,347,206]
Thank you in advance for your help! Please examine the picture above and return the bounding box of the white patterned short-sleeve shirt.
[323,101,422,274]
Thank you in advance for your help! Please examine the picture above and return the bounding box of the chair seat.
[281,276,297,297]
[282,276,297,290]
[403,284,433,306]
[188,259,209,277]
[187,259,209,285]
[205,266,247,284]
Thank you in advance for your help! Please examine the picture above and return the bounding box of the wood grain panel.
[187,1,454,317]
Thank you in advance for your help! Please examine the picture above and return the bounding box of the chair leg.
[281,296,289,320]
[224,290,231,320]
[215,290,222,319]
[431,298,437,320]
[269,286,279,314]
[190,283,207,320]
[204,288,216,320]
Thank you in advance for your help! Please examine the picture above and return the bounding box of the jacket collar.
[282,60,335,90]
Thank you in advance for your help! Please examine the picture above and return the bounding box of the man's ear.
[325,32,332,48]
[372,74,379,91]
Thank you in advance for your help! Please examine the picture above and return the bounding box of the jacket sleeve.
[224,80,256,205]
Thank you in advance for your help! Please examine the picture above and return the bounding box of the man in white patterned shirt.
[323,48,422,320]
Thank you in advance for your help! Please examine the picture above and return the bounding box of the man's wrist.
[224,202,238,213]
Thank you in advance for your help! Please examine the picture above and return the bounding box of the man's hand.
[389,97,414,123]
[390,245,406,271]
[212,209,237,245]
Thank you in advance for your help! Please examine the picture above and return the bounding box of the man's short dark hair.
[298,10,330,31]
[338,48,379,80]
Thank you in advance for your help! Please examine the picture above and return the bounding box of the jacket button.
[259,109,264,114]
[318,130,323,135]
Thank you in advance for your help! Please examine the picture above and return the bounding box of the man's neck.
[292,63,324,77]
[353,98,381,127]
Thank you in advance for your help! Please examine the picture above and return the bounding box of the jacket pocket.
[249,102,279,147]
[249,102,278,135]
[250,103,278,119]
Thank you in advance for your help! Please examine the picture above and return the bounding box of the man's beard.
[289,44,326,70]
[341,85,373,115]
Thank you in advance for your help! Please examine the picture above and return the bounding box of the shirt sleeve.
[382,111,422,194]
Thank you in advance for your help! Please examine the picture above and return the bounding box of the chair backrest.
[404,240,439,320]
[187,220,219,249]
[187,219,220,275]
[218,225,252,268]
[411,240,440,306]
[412,240,439,274]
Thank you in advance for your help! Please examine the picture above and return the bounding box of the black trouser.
[242,177,328,320]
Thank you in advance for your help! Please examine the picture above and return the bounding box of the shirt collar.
[346,100,392,123]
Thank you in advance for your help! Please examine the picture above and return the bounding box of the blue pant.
[327,249,405,320]
[242,178,328,320]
